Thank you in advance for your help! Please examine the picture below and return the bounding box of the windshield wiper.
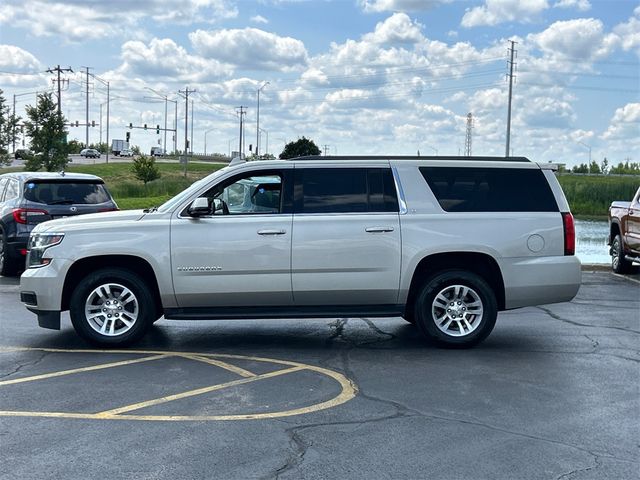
[47,199,75,205]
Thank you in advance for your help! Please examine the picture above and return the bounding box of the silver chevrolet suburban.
[19,156,581,347]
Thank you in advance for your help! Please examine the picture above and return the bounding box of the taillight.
[12,208,49,225]
[562,212,575,256]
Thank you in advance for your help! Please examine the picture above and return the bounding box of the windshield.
[156,167,229,213]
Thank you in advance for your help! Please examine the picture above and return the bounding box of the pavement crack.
[556,454,603,480]
[0,351,49,380]
[536,306,640,335]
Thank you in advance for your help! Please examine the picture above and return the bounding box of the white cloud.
[363,13,424,45]
[359,0,452,13]
[189,28,308,71]
[250,15,269,24]
[0,45,43,72]
[528,18,618,61]
[461,0,549,28]
[602,103,640,140]
[553,0,591,11]
[614,9,640,55]
[0,0,238,41]
[118,38,233,82]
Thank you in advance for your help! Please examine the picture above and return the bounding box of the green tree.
[279,136,321,159]
[600,157,609,175]
[67,139,84,154]
[131,155,161,184]
[588,160,601,174]
[572,163,589,173]
[0,89,20,166]
[23,93,69,171]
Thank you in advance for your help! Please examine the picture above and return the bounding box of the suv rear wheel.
[70,268,154,346]
[0,229,17,277]
[414,270,497,348]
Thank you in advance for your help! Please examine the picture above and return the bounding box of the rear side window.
[420,167,558,212]
[23,181,112,205]
[0,178,8,202]
[5,179,19,201]
[294,168,398,214]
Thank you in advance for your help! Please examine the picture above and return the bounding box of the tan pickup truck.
[609,186,640,273]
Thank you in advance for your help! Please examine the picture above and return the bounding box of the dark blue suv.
[0,172,118,276]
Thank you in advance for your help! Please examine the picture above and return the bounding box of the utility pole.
[236,107,247,158]
[323,144,330,156]
[505,40,517,157]
[178,87,196,156]
[256,81,269,157]
[82,67,91,147]
[190,100,194,156]
[47,65,73,119]
[465,113,473,157]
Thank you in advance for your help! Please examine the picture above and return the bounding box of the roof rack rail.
[290,155,531,163]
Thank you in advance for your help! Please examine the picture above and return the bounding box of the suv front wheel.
[70,268,154,346]
[414,270,497,348]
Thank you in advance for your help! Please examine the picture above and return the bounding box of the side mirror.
[212,198,225,214]
[188,197,212,217]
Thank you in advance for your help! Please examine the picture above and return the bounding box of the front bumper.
[20,258,72,329]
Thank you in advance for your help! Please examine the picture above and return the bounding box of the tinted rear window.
[420,167,558,212]
[294,168,398,214]
[23,181,112,205]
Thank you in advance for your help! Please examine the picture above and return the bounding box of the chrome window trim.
[391,166,408,215]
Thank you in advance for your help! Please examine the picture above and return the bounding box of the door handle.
[365,226,394,233]
[257,229,286,235]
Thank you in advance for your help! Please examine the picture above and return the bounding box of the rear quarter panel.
[393,161,580,309]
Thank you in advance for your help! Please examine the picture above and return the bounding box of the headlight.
[27,233,65,268]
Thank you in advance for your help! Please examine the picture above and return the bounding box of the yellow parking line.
[0,354,168,386]
[175,354,256,378]
[95,366,306,417]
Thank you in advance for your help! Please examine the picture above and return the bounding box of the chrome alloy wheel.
[431,284,484,337]
[612,236,622,271]
[84,283,139,337]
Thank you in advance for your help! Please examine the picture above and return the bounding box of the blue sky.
[0,0,638,166]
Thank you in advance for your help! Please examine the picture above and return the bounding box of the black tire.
[70,268,155,346]
[611,234,633,274]
[414,270,497,348]
[0,229,17,277]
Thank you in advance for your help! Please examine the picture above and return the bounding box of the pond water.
[575,219,609,265]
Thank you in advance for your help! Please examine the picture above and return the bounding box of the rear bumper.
[6,239,28,259]
[501,255,581,310]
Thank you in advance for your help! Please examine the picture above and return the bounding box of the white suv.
[20,156,581,347]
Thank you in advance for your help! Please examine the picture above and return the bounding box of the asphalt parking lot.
[0,269,638,480]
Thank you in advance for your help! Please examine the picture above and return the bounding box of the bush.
[131,155,161,184]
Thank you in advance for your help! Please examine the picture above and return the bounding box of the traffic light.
[129,122,133,129]
[156,125,160,134]
[75,121,79,127]
[126,132,130,142]
[144,124,147,130]
[91,120,95,127]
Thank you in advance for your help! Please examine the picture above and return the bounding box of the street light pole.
[89,73,110,162]
[578,141,592,165]
[12,90,39,154]
[256,81,269,157]
[259,128,268,156]
[204,128,216,156]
